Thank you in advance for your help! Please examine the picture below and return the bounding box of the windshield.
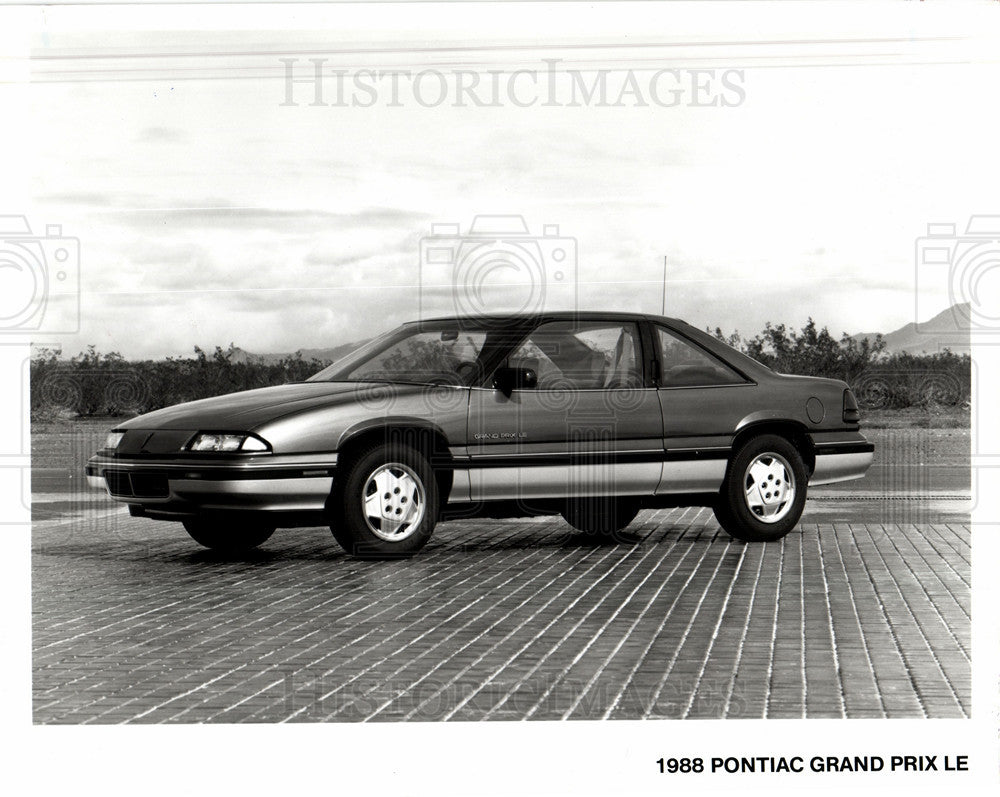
[308,323,493,386]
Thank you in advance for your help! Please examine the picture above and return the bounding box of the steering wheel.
[427,361,478,387]
[425,362,479,387]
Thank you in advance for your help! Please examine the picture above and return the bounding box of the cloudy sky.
[15,4,1000,358]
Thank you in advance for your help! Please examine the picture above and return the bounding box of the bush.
[710,319,970,409]
[30,345,332,419]
[850,351,970,409]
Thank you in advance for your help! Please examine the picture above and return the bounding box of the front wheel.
[183,517,275,551]
[330,442,439,559]
[713,435,807,542]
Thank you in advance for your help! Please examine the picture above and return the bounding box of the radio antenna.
[660,255,667,316]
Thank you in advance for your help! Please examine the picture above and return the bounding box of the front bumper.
[85,453,337,515]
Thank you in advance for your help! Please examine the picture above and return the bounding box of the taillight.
[843,389,860,424]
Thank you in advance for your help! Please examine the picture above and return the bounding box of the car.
[85,312,874,557]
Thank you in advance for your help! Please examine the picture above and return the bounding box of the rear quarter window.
[656,326,748,387]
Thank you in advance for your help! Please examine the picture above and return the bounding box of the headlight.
[103,430,125,450]
[186,433,270,453]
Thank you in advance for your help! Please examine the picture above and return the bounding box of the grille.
[104,470,169,498]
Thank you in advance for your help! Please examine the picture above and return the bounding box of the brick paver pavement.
[32,504,970,723]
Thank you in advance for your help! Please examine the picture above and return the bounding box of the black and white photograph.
[3,1,998,795]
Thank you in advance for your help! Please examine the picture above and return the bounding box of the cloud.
[108,205,431,233]
[34,192,118,207]
[64,284,409,359]
[128,241,208,267]
[303,232,418,268]
[135,126,186,144]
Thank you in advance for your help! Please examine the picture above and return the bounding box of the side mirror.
[493,366,537,396]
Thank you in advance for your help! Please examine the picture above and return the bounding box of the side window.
[507,321,642,390]
[345,330,486,384]
[655,326,746,387]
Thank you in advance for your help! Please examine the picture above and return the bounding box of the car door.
[465,318,663,503]
[651,322,756,494]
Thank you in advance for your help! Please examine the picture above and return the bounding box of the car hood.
[117,381,415,431]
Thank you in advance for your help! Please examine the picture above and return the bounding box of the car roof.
[414,311,686,326]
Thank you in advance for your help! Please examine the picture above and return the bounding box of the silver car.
[85,312,874,557]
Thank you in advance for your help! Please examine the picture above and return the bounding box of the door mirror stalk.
[493,366,538,396]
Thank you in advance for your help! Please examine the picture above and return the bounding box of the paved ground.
[32,492,971,723]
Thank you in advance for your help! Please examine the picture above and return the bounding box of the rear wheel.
[713,434,807,542]
[562,497,640,543]
[330,442,439,559]
[183,517,275,551]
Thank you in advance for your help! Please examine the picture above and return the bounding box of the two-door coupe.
[86,312,873,557]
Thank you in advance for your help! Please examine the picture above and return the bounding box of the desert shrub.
[710,320,970,409]
[850,351,970,409]
[30,345,331,419]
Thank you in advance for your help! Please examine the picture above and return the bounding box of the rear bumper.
[85,453,337,515]
[808,439,875,486]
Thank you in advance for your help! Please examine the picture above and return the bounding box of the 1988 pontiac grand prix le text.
[85,312,874,557]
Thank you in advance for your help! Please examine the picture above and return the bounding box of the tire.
[183,517,275,552]
[713,434,808,542]
[562,496,640,543]
[330,442,439,559]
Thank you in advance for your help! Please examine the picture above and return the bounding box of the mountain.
[854,302,971,355]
